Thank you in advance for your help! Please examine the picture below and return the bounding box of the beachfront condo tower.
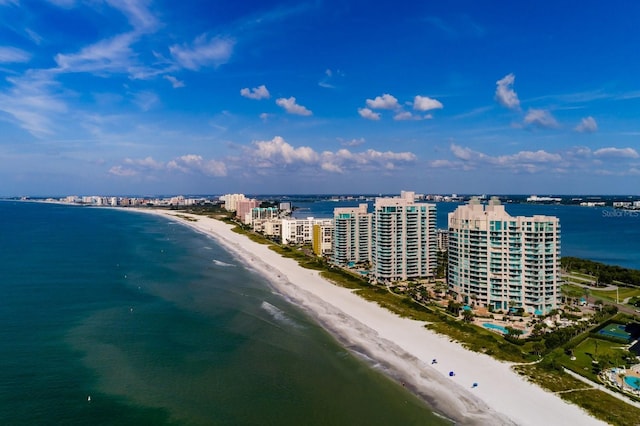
[332,204,373,266]
[448,197,560,315]
[372,191,437,283]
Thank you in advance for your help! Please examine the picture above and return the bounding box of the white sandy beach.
[135,209,606,426]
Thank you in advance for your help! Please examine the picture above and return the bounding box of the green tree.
[462,309,474,323]
[505,326,523,340]
[531,341,545,357]
[447,300,462,316]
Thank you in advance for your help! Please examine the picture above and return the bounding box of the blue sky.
[1,0,640,196]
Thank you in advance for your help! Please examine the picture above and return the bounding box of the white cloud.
[106,0,159,33]
[167,154,227,176]
[108,165,138,177]
[413,95,443,111]
[394,111,414,121]
[523,108,559,129]
[251,136,318,165]
[164,75,185,88]
[240,85,270,100]
[0,72,67,137]
[275,96,312,116]
[169,35,234,71]
[123,156,163,170]
[575,116,597,133]
[448,143,561,172]
[259,112,270,122]
[593,147,639,159]
[54,33,137,74]
[113,154,227,178]
[245,136,415,173]
[495,73,520,110]
[358,107,380,120]
[0,46,31,63]
[366,93,399,110]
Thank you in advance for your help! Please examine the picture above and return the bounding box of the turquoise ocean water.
[0,201,445,425]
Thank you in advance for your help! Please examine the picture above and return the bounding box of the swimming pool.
[624,376,640,391]
[482,323,507,334]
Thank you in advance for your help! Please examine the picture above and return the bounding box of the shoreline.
[132,208,606,425]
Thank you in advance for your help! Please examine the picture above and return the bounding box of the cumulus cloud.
[164,75,185,88]
[575,116,597,133]
[394,111,414,121]
[523,108,559,129]
[169,34,234,71]
[275,97,312,115]
[123,156,163,170]
[593,147,639,158]
[358,107,380,120]
[110,137,417,180]
[447,143,561,172]
[240,84,270,100]
[167,154,227,176]
[245,136,415,173]
[111,154,227,178]
[495,73,520,110]
[366,93,400,110]
[413,95,443,111]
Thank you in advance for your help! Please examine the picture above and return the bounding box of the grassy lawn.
[562,284,588,298]
[562,337,630,381]
[590,287,640,302]
[515,363,640,426]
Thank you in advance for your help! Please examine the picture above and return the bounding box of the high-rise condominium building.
[372,191,437,283]
[332,204,373,266]
[448,197,560,314]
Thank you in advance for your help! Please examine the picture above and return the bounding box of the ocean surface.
[293,200,640,270]
[0,201,446,426]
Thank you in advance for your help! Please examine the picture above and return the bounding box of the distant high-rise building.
[221,194,246,212]
[312,223,334,256]
[332,204,373,266]
[372,191,437,283]
[236,199,260,224]
[448,197,560,314]
[437,229,449,252]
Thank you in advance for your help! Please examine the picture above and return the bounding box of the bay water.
[294,200,640,270]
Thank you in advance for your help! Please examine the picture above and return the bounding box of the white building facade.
[372,191,437,283]
[281,218,334,245]
[332,204,373,266]
[448,197,560,315]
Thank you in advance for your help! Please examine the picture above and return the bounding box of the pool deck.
[603,364,640,397]
[475,319,529,337]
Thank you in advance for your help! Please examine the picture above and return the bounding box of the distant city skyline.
[1,1,640,196]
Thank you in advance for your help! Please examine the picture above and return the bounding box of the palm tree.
[462,309,474,323]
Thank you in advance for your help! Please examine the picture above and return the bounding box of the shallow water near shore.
[0,201,447,425]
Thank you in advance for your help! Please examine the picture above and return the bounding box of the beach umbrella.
[449,371,455,377]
